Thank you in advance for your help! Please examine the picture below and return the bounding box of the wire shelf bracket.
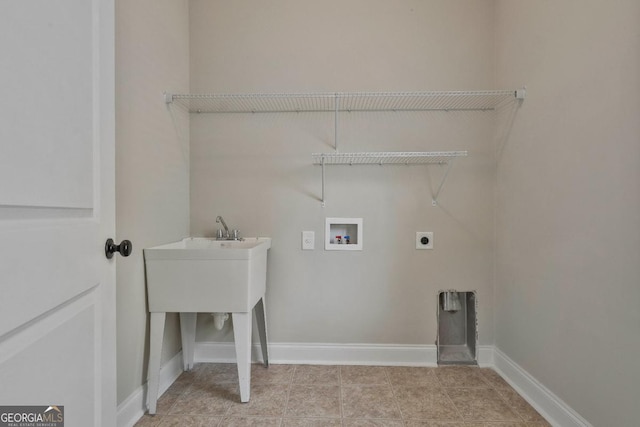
[312,151,468,207]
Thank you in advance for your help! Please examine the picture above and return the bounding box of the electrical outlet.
[416,232,433,249]
[302,231,315,250]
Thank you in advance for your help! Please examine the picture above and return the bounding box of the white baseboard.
[493,348,591,427]
[117,351,184,427]
[194,341,494,367]
[195,341,438,366]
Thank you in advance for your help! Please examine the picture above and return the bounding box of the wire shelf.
[163,89,525,207]
[166,90,522,113]
[312,151,468,165]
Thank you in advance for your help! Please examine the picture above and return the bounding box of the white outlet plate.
[416,232,433,249]
[302,231,315,250]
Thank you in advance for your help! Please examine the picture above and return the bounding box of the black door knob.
[105,238,133,259]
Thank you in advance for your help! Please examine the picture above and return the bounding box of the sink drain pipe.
[211,312,229,330]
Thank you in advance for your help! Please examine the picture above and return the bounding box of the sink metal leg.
[254,297,269,367]
[232,312,252,403]
[179,313,197,371]
[147,312,166,415]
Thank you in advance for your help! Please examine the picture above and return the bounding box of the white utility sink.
[143,237,272,413]
[144,237,271,313]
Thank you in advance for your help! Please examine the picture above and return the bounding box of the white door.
[0,1,116,426]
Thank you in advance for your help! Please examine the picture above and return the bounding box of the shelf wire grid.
[168,90,517,113]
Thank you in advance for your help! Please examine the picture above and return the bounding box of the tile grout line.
[478,367,529,423]
[277,364,293,427]
[337,365,344,423]
[383,366,406,425]
[282,364,296,422]
[437,368,468,423]
[337,366,341,423]
[493,380,529,423]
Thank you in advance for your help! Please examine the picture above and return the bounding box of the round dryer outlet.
[416,232,433,249]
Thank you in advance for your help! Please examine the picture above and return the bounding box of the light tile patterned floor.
[134,364,551,427]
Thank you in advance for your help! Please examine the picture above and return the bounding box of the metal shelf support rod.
[432,159,455,206]
[321,156,326,208]
[334,93,339,152]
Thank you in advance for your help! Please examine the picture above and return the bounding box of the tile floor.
[134,364,551,427]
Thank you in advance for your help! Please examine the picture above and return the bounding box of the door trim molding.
[0,288,97,363]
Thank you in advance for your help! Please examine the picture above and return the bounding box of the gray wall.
[189,0,498,346]
[494,1,640,425]
[115,0,190,404]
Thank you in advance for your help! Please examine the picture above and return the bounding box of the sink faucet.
[216,216,240,240]
[216,216,229,234]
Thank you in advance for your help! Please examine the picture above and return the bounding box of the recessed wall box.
[325,218,363,251]
[437,290,478,365]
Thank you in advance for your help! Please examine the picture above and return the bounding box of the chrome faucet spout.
[216,216,229,233]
